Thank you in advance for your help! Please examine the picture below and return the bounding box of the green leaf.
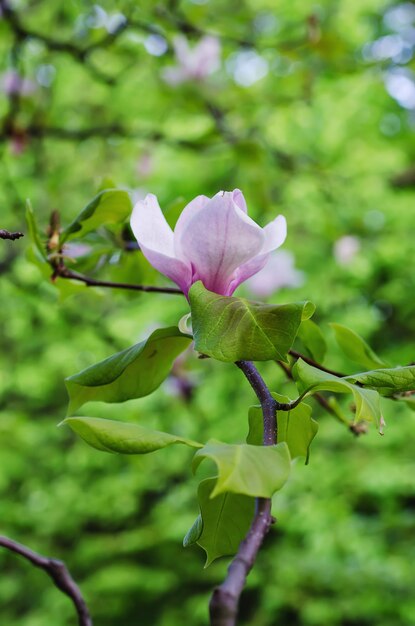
[184,478,255,566]
[330,323,387,370]
[293,359,382,425]
[345,365,415,396]
[248,393,318,463]
[297,320,327,363]
[25,200,47,261]
[189,281,315,362]
[63,416,202,454]
[65,327,192,414]
[61,189,132,243]
[183,515,203,548]
[192,439,291,498]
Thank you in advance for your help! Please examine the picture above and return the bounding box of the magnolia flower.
[162,35,220,85]
[130,189,287,297]
[0,70,36,97]
[333,235,361,266]
[246,250,304,298]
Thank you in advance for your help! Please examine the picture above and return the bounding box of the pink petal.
[130,194,192,292]
[227,215,287,295]
[261,215,287,253]
[232,189,247,213]
[177,191,264,294]
[174,194,210,258]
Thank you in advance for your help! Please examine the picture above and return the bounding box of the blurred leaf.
[189,281,315,362]
[330,323,387,370]
[346,366,415,396]
[192,439,291,498]
[184,477,255,567]
[61,189,132,243]
[63,416,202,454]
[293,359,382,425]
[297,319,327,363]
[25,200,47,261]
[66,327,192,414]
[248,393,318,463]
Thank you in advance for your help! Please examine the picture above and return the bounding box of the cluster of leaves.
[1,0,415,624]
[24,188,415,569]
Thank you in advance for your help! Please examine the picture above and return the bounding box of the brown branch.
[0,536,92,626]
[0,228,24,241]
[209,361,277,626]
[289,349,345,377]
[56,267,183,295]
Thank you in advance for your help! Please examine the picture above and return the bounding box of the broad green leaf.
[61,189,132,243]
[192,439,291,498]
[184,478,255,567]
[63,416,202,454]
[297,319,327,363]
[189,281,315,362]
[66,327,192,414]
[25,200,47,261]
[330,323,387,370]
[345,365,415,396]
[293,359,382,425]
[248,393,318,463]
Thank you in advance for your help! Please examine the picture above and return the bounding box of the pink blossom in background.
[333,235,361,265]
[0,70,36,97]
[162,35,221,85]
[136,152,154,178]
[246,250,304,298]
[130,189,287,297]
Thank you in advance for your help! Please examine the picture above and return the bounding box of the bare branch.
[0,228,24,241]
[57,267,183,295]
[0,536,92,626]
[209,361,277,626]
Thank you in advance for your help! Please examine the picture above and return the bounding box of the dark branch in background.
[0,536,92,626]
[56,267,183,295]
[208,361,278,626]
[289,349,345,377]
[0,229,24,240]
[0,0,126,84]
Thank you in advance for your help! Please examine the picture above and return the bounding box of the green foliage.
[1,0,415,624]
[189,281,314,362]
[192,440,291,498]
[63,416,202,454]
[25,201,47,261]
[297,320,327,363]
[248,394,318,463]
[66,327,192,414]
[60,189,132,243]
[331,323,388,370]
[346,366,415,396]
[293,359,382,426]
[184,478,255,567]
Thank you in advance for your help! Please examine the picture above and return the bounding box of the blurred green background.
[1,1,415,624]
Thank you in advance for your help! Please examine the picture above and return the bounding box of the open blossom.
[0,70,36,97]
[246,250,304,298]
[162,35,220,85]
[130,189,287,297]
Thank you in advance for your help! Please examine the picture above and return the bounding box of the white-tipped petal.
[130,194,191,293]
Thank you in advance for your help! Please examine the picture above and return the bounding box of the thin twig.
[289,349,345,377]
[0,536,92,626]
[208,361,277,626]
[56,267,183,295]
[0,229,24,241]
